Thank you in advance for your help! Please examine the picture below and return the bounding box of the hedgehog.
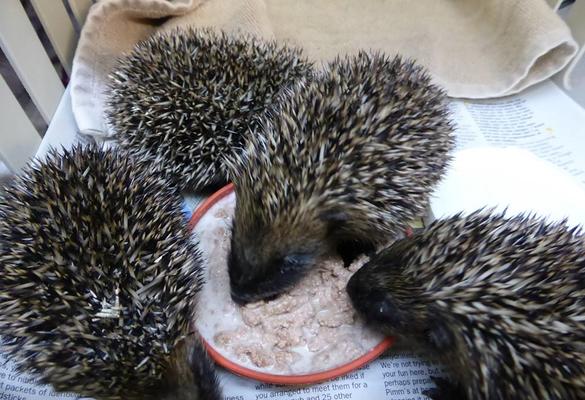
[227,51,454,305]
[106,27,313,193]
[346,210,585,399]
[0,145,221,400]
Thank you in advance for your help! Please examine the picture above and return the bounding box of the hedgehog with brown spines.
[346,210,585,400]
[227,51,454,305]
[106,27,313,192]
[0,145,221,400]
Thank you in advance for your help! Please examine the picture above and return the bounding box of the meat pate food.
[194,192,385,374]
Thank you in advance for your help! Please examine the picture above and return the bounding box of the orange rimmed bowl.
[188,183,394,385]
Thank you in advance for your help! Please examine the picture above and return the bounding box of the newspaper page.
[450,80,585,188]
[0,354,79,400]
[219,347,448,400]
[1,79,584,399]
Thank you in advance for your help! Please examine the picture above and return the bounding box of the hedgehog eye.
[280,254,312,273]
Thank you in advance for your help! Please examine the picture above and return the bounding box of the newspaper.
[0,354,78,400]
[218,346,447,400]
[2,79,585,399]
[450,80,585,188]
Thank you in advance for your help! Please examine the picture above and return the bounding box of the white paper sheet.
[449,80,585,187]
[431,147,585,227]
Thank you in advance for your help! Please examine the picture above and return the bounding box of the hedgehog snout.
[228,247,316,305]
[355,291,407,333]
[227,246,259,305]
[347,273,407,333]
[229,263,297,305]
[230,288,259,305]
[347,280,390,320]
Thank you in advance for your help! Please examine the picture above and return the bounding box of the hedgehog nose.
[346,272,364,301]
[230,290,252,306]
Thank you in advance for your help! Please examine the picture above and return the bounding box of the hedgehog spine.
[106,27,313,192]
[0,145,220,400]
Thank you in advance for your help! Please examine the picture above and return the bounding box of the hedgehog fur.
[0,146,220,400]
[106,27,313,192]
[347,210,585,400]
[227,51,454,304]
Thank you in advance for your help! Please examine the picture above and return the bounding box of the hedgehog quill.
[107,27,313,192]
[347,211,585,399]
[0,146,220,400]
[228,52,454,304]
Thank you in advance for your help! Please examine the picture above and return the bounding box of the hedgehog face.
[346,238,428,336]
[228,220,327,305]
[228,236,323,305]
[346,262,413,335]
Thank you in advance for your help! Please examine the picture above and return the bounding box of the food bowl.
[188,183,394,385]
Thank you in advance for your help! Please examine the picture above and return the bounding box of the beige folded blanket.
[71,0,578,139]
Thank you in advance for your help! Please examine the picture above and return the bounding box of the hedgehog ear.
[379,237,417,265]
[426,312,456,352]
[319,209,349,227]
[320,210,353,241]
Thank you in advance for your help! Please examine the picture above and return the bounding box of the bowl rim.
[188,183,394,385]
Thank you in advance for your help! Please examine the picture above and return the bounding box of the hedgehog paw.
[422,377,466,400]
